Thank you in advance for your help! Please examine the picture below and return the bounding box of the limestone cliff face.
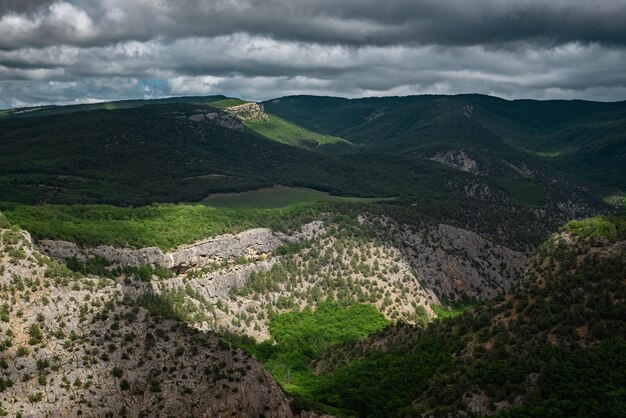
[155,259,279,304]
[38,221,325,272]
[363,215,527,300]
[0,225,294,418]
[430,149,480,174]
[224,102,265,117]
[36,217,524,342]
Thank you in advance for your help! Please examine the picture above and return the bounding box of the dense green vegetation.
[412,217,625,416]
[0,95,228,118]
[2,203,329,250]
[229,303,387,400]
[492,177,545,207]
[202,185,392,208]
[562,215,626,239]
[265,94,626,193]
[499,338,626,418]
[312,335,460,417]
[0,101,469,206]
[2,93,624,416]
[0,103,432,205]
[430,300,478,319]
[1,93,614,258]
[0,94,610,227]
[229,303,462,417]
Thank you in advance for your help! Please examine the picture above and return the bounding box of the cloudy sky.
[1,0,626,107]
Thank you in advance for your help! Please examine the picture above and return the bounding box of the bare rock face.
[363,216,527,300]
[158,259,279,303]
[167,228,283,269]
[0,225,294,418]
[38,221,325,271]
[224,102,264,117]
[430,149,479,174]
[38,239,85,260]
[189,110,245,130]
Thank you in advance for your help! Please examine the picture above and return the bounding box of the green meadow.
[201,185,392,209]
[244,114,350,147]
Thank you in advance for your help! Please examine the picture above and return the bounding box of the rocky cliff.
[0,225,294,417]
[38,221,325,272]
[35,216,525,342]
[363,215,528,300]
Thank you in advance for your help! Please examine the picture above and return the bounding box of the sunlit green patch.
[2,202,332,250]
[244,113,351,147]
[209,98,248,108]
[603,192,626,207]
[561,215,626,239]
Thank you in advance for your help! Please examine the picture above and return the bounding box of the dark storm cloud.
[0,0,625,107]
[0,0,54,15]
[1,0,626,49]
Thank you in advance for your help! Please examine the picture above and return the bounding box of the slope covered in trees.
[252,216,625,417]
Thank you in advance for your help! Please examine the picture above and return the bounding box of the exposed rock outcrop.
[430,149,479,174]
[363,215,527,300]
[188,110,244,130]
[38,221,325,272]
[156,259,279,304]
[0,225,294,418]
[225,102,265,116]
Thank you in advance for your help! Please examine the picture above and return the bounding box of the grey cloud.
[0,0,54,15]
[1,1,626,50]
[1,1,626,106]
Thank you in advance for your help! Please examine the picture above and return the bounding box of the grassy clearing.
[430,300,478,320]
[603,192,626,207]
[244,114,350,147]
[2,203,331,250]
[209,98,248,108]
[201,185,393,209]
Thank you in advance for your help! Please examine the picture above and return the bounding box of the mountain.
[264,94,626,195]
[0,93,624,417]
[280,216,626,417]
[0,216,294,417]
[0,100,468,207]
[1,210,623,417]
[2,93,619,251]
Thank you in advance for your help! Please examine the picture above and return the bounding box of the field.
[208,98,248,108]
[201,185,392,208]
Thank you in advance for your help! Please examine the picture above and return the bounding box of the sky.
[1,0,626,108]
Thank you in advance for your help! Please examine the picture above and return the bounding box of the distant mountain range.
[1,93,623,248]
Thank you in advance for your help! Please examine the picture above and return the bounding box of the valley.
[0,94,624,417]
